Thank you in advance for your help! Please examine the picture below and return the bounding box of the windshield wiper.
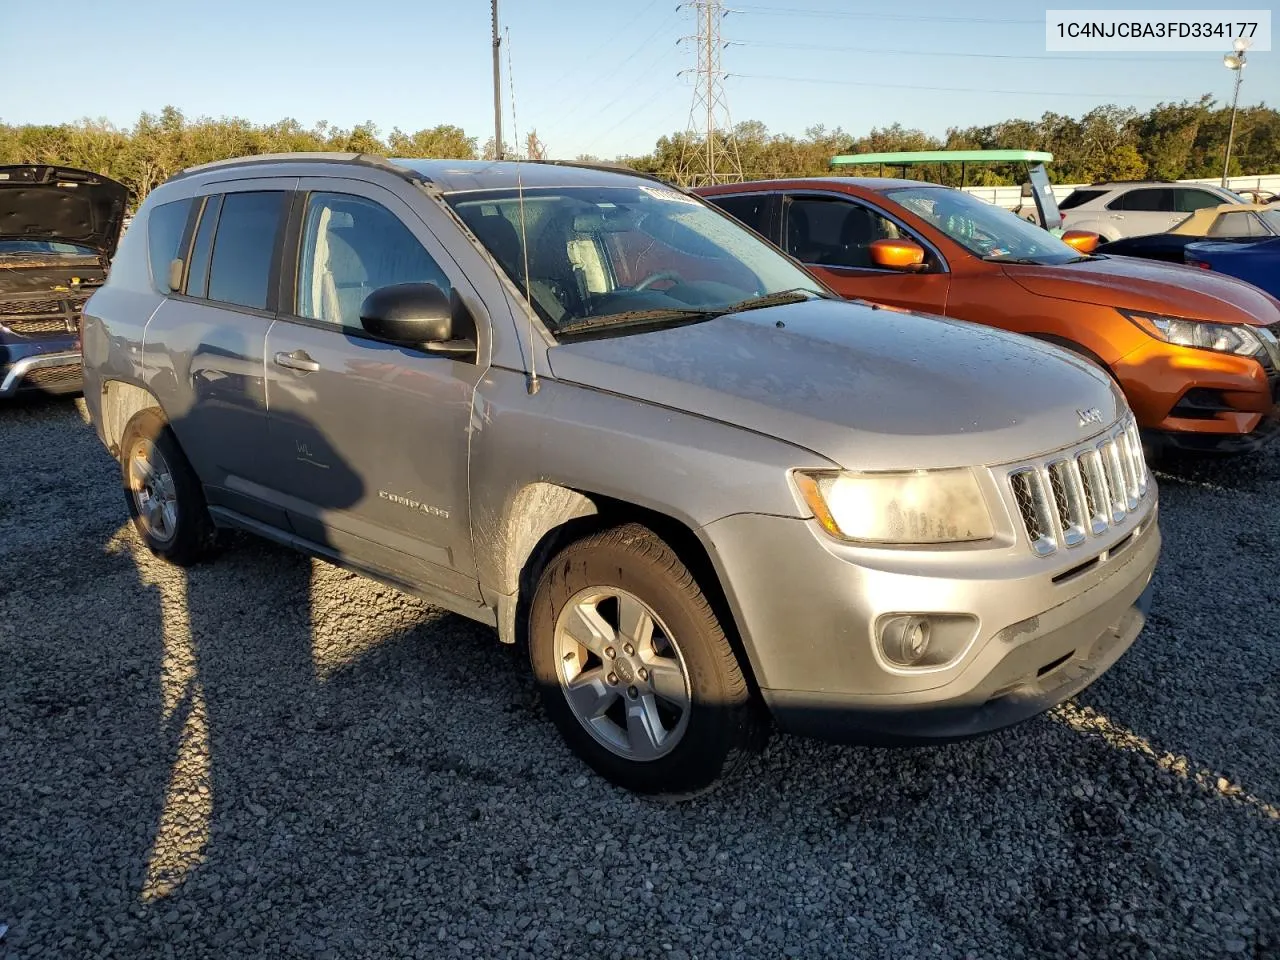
[554,307,719,338]
[718,288,830,313]
[554,288,828,338]
[981,255,1042,264]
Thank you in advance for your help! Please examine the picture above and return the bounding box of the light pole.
[491,0,503,160]
[1221,38,1249,188]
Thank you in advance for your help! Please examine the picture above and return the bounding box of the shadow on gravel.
[4,400,1278,959]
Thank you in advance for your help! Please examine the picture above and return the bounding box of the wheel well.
[101,380,163,457]
[507,490,761,697]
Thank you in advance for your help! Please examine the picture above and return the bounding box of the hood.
[546,299,1122,471]
[1002,254,1280,326]
[0,165,129,258]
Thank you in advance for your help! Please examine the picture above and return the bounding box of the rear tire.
[528,523,765,795]
[119,408,218,566]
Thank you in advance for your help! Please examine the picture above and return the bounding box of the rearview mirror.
[869,238,927,271]
[168,258,184,292]
[1020,182,1034,198]
[359,282,474,355]
[1061,230,1100,254]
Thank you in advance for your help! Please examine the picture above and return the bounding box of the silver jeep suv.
[81,154,1160,794]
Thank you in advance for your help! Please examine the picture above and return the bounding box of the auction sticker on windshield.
[1046,9,1271,50]
[640,185,700,205]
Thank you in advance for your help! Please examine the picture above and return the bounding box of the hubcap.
[127,438,178,544]
[553,587,692,761]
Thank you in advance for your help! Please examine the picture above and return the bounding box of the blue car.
[0,165,128,399]
[1185,237,1280,300]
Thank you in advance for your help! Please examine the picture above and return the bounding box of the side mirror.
[1061,230,1100,254]
[869,238,927,272]
[359,282,474,355]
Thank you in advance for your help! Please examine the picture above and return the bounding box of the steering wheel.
[633,270,684,291]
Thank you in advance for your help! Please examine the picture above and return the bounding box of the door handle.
[274,350,320,372]
[1109,215,1125,220]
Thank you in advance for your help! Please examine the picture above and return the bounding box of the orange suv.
[697,178,1280,455]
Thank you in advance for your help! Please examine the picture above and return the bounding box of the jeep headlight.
[793,469,994,545]
[1119,309,1263,357]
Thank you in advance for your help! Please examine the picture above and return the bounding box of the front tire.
[119,408,217,566]
[528,523,765,795]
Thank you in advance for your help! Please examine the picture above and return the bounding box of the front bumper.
[1143,413,1280,455]
[1114,338,1280,448]
[0,342,82,398]
[702,496,1159,745]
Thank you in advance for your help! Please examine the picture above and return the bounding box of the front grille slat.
[1101,438,1129,521]
[1010,468,1057,556]
[2,317,74,335]
[1008,415,1148,556]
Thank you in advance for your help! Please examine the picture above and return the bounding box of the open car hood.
[0,165,129,258]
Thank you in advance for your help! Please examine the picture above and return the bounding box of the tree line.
[1,97,1275,208]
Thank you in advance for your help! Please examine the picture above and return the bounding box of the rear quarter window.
[146,198,195,292]
[1057,189,1107,210]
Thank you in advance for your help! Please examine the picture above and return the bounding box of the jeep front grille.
[0,294,87,336]
[1008,416,1148,557]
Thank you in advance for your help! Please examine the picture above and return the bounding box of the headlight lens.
[1119,308,1263,357]
[793,468,994,544]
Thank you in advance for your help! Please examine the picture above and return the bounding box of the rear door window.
[1107,189,1170,212]
[146,198,195,292]
[207,191,288,310]
[184,195,223,298]
[708,193,774,240]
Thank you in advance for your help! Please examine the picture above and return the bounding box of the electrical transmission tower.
[675,0,743,187]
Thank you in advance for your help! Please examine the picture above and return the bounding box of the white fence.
[963,174,1280,209]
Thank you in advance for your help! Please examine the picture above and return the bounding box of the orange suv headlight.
[1119,308,1265,358]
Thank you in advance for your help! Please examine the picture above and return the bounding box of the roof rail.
[168,152,418,183]
[1089,178,1175,186]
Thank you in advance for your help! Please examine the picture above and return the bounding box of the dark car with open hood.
[0,165,128,399]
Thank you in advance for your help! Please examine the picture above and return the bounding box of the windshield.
[0,239,98,256]
[886,185,1084,264]
[1260,209,1280,235]
[447,185,827,334]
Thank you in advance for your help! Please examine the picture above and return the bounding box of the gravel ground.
[1,395,1277,960]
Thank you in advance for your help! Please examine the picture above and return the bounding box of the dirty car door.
[264,180,484,600]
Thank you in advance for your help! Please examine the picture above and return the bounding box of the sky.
[2,0,1275,160]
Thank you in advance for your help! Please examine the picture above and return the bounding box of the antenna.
[675,0,744,187]
[506,28,539,395]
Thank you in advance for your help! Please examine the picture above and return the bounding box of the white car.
[1059,181,1245,241]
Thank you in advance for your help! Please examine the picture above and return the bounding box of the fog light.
[876,613,979,669]
[881,616,932,666]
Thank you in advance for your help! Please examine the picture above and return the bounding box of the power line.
[533,15,683,144]
[585,95,676,159]
[527,0,668,105]
[734,4,1041,25]
[733,39,1212,63]
[730,72,1184,102]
